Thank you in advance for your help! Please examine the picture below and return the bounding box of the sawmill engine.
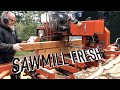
[39,11,71,41]
[48,11,70,33]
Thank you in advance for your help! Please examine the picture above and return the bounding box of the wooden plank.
[19,40,82,51]
[36,47,82,58]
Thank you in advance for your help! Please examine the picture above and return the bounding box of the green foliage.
[107,11,120,43]
[16,22,37,41]
[109,12,120,27]
[15,12,38,41]
[15,11,45,41]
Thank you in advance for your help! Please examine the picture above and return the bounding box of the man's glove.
[13,43,23,52]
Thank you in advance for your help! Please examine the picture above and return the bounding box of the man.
[0,11,23,79]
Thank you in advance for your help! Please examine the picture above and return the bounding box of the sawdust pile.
[73,55,120,79]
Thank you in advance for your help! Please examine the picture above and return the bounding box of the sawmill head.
[38,11,71,41]
[48,11,70,33]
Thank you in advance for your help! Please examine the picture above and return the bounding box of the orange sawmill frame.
[0,19,119,79]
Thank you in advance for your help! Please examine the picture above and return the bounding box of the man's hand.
[13,43,23,52]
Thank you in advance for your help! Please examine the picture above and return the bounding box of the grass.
[15,51,33,56]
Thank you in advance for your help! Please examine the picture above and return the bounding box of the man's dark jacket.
[0,23,21,64]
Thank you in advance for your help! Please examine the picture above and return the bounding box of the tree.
[108,11,120,43]
[15,11,45,41]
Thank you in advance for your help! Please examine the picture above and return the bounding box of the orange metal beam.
[0,70,11,79]
[0,63,12,73]
[106,51,120,56]
[36,66,55,79]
